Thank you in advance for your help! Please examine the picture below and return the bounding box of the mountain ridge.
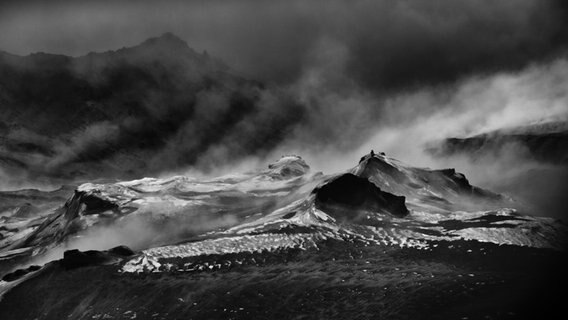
[0,152,566,319]
[0,33,303,186]
[1,152,561,277]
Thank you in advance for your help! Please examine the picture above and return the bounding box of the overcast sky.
[1,0,567,87]
[1,1,567,215]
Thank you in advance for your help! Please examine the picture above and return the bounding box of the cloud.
[355,57,568,165]
[1,0,567,87]
[46,121,121,168]
[1,0,567,217]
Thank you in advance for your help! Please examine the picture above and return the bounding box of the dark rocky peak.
[78,32,198,63]
[61,245,135,270]
[355,151,408,184]
[73,32,230,81]
[138,32,191,51]
[313,173,409,222]
[123,32,224,68]
[0,50,72,72]
[350,150,506,212]
[0,33,199,72]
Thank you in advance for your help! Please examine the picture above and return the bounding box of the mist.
[1,0,567,86]
[1,0,567,217]
[262,55,568,217]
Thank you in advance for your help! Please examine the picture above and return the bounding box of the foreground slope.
[0,153,566,319]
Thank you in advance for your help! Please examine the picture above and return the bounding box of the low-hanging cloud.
[1,0,567,217]
[356,58,568,164]
[1,0,567,87]
[345,58,568,217]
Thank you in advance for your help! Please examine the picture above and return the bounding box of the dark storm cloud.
[1,0,568,217]
[1,0,567,89]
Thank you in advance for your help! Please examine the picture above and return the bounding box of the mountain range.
[0,33,302,186]
[428,120,568,217]
[0,152,566,319]
[1,33,567,320]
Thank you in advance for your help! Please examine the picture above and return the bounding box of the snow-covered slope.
[1,153,567,320]
[2,153,563,277]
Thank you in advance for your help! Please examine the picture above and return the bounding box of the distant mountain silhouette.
[428,120,568,165]
[0,33,304,185]
[427,120,568,217]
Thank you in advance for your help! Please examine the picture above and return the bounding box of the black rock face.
[313,173,409,221]
[60,246,135,270]
[61,249,110,270]
[107,245,135,257]
[79,192,118,213]
[1,265,41,282]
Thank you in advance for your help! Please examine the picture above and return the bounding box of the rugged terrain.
[0,153,566,319]
[0,33,303,187]
[1,32,567,320]
[428,120,568,217]
[429,120,568,165]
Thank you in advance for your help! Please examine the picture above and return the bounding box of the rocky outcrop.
[60,246,135,270]
[1,265,41,282]
[0,155,319,276]
[313,173,409,220]
[352,152,506,212]
[0,152,522,279]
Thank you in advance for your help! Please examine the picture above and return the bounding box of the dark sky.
[1,0,567,88]
[1,1,567,215]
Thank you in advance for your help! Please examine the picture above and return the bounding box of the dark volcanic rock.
[80,192,118,213]
[1,265,41,282]
[313,173,409,220]
[61,249,110,269]
[1,239,567,320]
[60,246,135,270]
[108,245,135,257]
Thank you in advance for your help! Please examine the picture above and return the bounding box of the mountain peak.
[138,32,190,50]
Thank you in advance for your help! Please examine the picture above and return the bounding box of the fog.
[1,0,567,86]
[1,0,567,215]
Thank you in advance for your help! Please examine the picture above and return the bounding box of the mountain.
[0,153,565,319]
[429,120,568,165]
[427,120,568,217]
[0,33,304,186]
[1,33,567,320]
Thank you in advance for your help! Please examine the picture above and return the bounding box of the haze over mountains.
[427,120,568,217]
[1,1,568,191]
[0,33,306,187]
[1,2,568,318]
[0,152,566,319]
[1,31,567,219]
